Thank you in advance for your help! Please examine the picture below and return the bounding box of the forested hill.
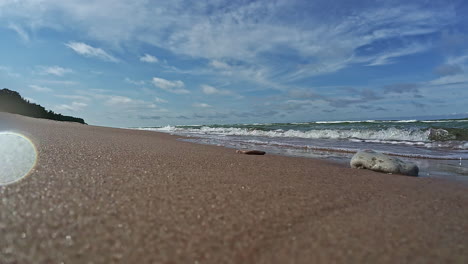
[0,88,86,124]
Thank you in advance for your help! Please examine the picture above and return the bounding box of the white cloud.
[201,84,232,96]
[429,74,468,86]
[7,23,29,42]
[429,53,468,85]
[55,94,91,101]
[65,42,119,62]
[0,65,20,78]
[154,97,168,103]
[152,77,190,94]
[24,97,36,103]
[140,54,158,63]
[193,103,212,108]
[29,84,52,92]
[125,77,145,85]
[55,102,87,112]
[210,60,231,69]
[0,1,457,83]
[80,90,164,111]
[447,55,468,65]
[366,44,430,66]
[37,66,73,76]
[36,79,78,86]
[105,95,134,105]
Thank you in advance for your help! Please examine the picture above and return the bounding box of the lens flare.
[0,132,37,185]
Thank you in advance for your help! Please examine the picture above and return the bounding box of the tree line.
[0,88,86,124]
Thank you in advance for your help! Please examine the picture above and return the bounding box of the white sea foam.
[313,119,466,124]
[420,120,468,123]
[135,122,468,162]
[153,125,176,131]
[458,142,468,149]
[349,138,427,146]
[393,119,418,123]
[150,126,431,142]
[315,120,365,124]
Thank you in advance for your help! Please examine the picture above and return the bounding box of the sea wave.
[314,120,371,124]
[184,137,468,160]
[149,126,435,142]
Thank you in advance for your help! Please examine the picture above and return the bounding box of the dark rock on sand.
[236,150,266,155]
[350,150,419,176]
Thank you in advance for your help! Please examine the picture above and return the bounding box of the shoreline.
[137,122,468,182]
[1,113,468,263]
[172,135,468,183]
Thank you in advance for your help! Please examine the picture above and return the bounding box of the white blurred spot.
[0,132,37,185]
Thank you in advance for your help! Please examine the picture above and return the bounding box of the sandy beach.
[1,113,467,263]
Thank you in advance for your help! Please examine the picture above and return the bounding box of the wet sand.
[1,113,467,263]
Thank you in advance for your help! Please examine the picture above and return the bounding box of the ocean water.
[137,119,468,182]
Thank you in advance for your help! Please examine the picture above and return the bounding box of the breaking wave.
[148,126,465,142]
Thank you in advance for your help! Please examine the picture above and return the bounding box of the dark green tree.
[0,88,86,124]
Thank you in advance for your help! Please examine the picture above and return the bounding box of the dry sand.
[1,113,467,263]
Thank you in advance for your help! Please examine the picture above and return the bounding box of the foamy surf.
[158,126,431,142]
[136,118,468,180]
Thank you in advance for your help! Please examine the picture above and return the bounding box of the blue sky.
[0,0,467,127]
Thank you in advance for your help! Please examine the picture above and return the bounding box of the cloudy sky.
[1,0,467,127]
